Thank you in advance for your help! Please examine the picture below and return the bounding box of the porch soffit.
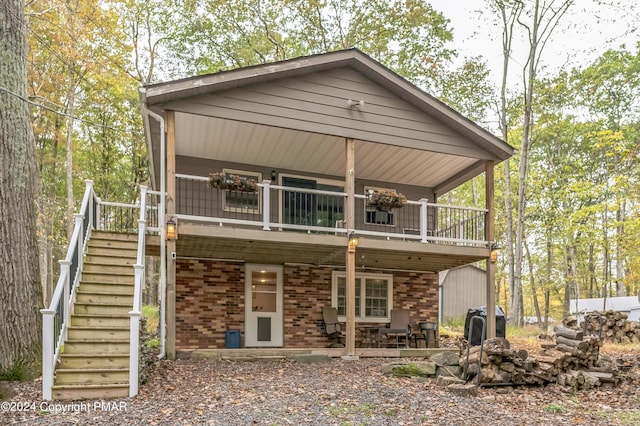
[173,113,478,188]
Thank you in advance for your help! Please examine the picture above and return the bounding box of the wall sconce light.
[271,170,277,182]
[166,216,177,240]
[490,242,500,264]
[348,232,359,253]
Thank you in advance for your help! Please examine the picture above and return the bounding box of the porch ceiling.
[175,113,478,189]
[147,224,489,273]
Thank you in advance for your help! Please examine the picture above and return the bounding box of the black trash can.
[464,306,506,346]
[225,330,241,349]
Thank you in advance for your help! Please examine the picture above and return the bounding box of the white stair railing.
[41,180,97,400]
[129,186,147,397]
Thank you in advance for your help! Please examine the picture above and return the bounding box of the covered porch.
[140,49,513,359]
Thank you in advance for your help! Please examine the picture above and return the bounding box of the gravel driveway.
[2,356,639,425]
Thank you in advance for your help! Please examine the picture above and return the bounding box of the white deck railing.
[175,174,488,247]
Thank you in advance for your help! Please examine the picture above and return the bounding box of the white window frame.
[222,168,262,214]
[364,185,397,227]
[331,271,394,323]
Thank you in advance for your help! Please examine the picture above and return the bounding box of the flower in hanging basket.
[209,172,258,192]
[366,189,407,212]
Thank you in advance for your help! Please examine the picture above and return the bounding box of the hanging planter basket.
[209,172,258,192]
[366,189,407,212]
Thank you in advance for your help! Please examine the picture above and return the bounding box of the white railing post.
[419,198,429,243]
[128,311,141,397]
[75,213,84,273]
[139,186,148,222]
[262,180,271,231]
[95,196,103,231]
[60,260,72,341]
[129,263,144,397]
[41,308,55,400]
[85,180,94,233]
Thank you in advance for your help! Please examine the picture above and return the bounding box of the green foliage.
[0,383,7,400]
[142,304,160,336]
[157,0,457,92]
[543,403,565,413]
[0,361,30,382]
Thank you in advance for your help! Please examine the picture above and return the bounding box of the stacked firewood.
[459,326,618,389]
[579,311,640,344]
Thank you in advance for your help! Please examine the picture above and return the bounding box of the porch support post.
[344,138,357,359]
[166,110,177,359]
[262,180,271,231]
[485,160,496,339]
[419,198,429,243]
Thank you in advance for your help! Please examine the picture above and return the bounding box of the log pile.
[579,311,640,344]
[460,326,619,389]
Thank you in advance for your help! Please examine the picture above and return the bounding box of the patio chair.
[412,321,438,348]
[322,306,345,348]
[379,309,411,348]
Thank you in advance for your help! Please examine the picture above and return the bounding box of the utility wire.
[0,85,128,132]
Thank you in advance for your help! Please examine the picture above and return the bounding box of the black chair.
[322,306,345,348]
[412,321,438,348]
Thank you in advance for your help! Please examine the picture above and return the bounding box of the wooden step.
[55,368,129,385]
[52,383,129,400]
[74,303,131,316]
[78,282,134,295]
[71,314,130,327]
[68,326,130,340]
[64,339,129,354]
[58,354,129,369]
[91,231,138,242]
[89,238,138,250]
[83,262,137,275]
[82,272,134,285]
[85,253,137,266]
[87,246,138,258]
[75,291,134,305]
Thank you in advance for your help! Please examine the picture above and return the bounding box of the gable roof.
[140,49,513,191]
[142,49,512,159]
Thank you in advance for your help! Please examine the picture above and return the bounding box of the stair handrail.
[129,185,147,397]
[41,180,97,400]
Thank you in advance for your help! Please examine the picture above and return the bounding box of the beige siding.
[165,67,493,160]
[441,266,486,321]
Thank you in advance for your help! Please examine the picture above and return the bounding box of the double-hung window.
[332,271,393,322]
[223,169,261,214]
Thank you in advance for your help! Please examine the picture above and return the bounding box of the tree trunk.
[615,199,625,296]
[494,0,521,328]
[525,241,542,327]
[65,73,76,240]
[0,0,44,372]
[588,244,596,298]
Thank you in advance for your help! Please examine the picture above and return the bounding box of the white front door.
[245,264,283,347]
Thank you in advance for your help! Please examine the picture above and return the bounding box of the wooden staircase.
[52,231,137,400]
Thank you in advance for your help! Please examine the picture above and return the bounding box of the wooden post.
[166,110,177,359]
[344,138,357,359]
[485,161,496,339]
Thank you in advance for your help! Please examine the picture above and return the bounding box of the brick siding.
[175,259,438,349]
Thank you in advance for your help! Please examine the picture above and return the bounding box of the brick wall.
[175,259,244,349]
[174,259,438,349]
